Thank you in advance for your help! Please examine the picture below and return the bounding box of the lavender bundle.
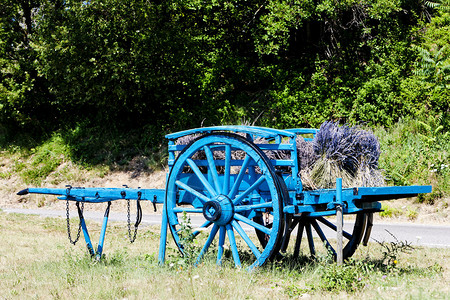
[174,122,384,189]
[301,121,384,189]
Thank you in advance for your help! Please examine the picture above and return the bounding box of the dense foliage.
[1,1,449,159]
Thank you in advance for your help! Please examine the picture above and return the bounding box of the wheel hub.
[202,195,234,225]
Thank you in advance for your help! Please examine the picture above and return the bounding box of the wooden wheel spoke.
[226,224,241,268]
[196,224,219,265]
[186,158,217,197]
[234,201,272,212]
[232,220,261,259]
[281,218,299,253]
[289,218,300,231]
[222,145,231,195]
[217,226,226,265]
[228,155,251,199]
[204,146,221,193]
[192,220,212,237]
[232,176,266,205]
[316,216,353,240]
[234,213,271,235]
[305,223,315,256]
[175,180,210,204]
[293,222,305,258]
[290,214,368,261]
[310,219,336,256]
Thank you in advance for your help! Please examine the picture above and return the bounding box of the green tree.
[426,0,450,12]
[34,1,207,130]
[414,45,450,87]
[0,0,53,133]
[1,0,449,155]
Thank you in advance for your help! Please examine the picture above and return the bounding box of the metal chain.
[127,193,142,243]
[66,200,83,245]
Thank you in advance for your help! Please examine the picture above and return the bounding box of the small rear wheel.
[281,212,370,260]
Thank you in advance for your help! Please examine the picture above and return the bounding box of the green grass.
[1,117,449,210]
[1,135,108,188]
[375,116,449,204]
[379,203,403,218]
[0,212,448,299]
[1,128,166,187]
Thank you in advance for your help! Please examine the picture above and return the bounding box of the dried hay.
[301,121,384,189]
[173,122,385,189]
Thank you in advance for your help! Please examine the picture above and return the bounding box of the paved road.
[2,207,449,248]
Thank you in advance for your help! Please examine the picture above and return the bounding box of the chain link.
[127,193,142,243]
[66,200,83,245]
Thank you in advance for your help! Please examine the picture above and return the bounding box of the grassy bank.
[0,212,448,299]
[376,117,449,205]
[0,118,449,221]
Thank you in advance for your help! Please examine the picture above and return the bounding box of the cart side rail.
[165,125,296,141]
[18,187,165,204]
[284,128,319,141]
[166,126,318,194]
[284,184,433,216]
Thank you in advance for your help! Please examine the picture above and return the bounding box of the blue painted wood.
[27,187,165,203]
[165,125,296,140]
[216,226,226,265]
[232,219,261,258]
[158,202,168,265]
[284,128,319,135]
[196,224,219,266]
[226,223,241,268]
[17,125,434,266]
[79,209,95,256]
[165,132,283,269]
[96,202,111,260]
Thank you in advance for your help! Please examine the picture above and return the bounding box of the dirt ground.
[1,168,449,225]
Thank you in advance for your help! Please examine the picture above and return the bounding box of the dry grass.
[0,211,448,299]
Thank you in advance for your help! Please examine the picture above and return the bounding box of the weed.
[174,212,201,267]
[0,171,11,179]
[380,203,403,218]
[317,259,369,292]
[104,249,128,266]
[284,284,309,297]
[417,189,444,205]
[374,230,415,268]
[167,212,201,298]
[36,197,45,207]
[406,206,419,220]
[15,134,69,185]
[284,233,426,295]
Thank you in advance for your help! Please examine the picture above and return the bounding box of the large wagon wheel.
[166,132,284,269]
[254,174,290,252]
[281,212,371,260]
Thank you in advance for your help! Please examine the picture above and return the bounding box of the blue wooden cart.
[17,126,432,268]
